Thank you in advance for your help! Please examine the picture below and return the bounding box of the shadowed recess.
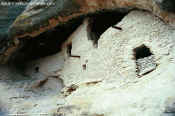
[67,42,72,57]
[87,11,127,47]
[12,10,128,64]
[11,17,84,64]
[133,44,157,77]
[133,45,152,60]
[158,0,175,13]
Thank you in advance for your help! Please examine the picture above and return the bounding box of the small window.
[133,45,152,60]
[67,43,72,57]
[133,45,157,77]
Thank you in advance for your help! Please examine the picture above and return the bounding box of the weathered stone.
[0,5,175,116]
[0,0,175,63]
[55,10,175,116]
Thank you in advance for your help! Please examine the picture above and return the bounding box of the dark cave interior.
[12,10,128,65]
[87,11,127,47]
[133,45,153,60]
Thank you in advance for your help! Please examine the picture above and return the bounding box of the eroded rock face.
[0,0,175,63]
[56,10,175,116]
[0,10,174,115]
[10,0,175,38]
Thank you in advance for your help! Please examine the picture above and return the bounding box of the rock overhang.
[0,0,175,64]
[0,9,174,115]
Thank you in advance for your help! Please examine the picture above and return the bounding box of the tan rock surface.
[0,10,175,116]
[1,0,175,64]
